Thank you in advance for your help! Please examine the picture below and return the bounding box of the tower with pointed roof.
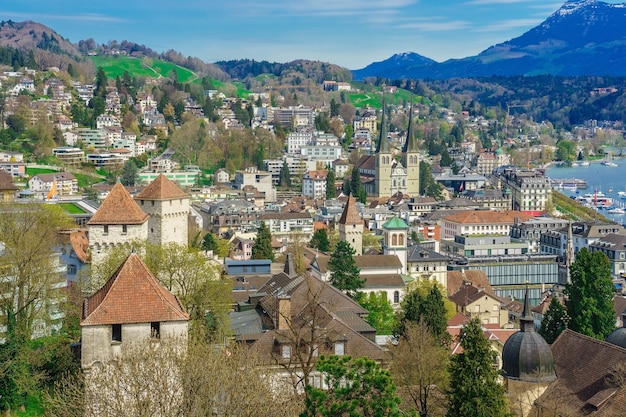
[338,196,363,255]
[401,100,420,196]
[80,252,189,369]
[87,182,149,264]
[375,96,393,198]
[135,174,189,247]
[502,284,556,417]
[382,217,409,274]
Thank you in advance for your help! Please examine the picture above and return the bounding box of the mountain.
[351,52,436,81]
[353,0,626,80]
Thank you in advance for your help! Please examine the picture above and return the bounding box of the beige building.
[135,174,189,247]
[87,183,149,265]
[449,284,508,326]
[440,209,533,240]
[80,252,189,369]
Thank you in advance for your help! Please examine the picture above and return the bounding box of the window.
[393,291,400,304]
[103,225,109,235]
[282,345,291,359]
[151,322,160,338]
[122,224,127,234]
[67,264,77,275]
[112,324,122,342]
[334,341,345,356]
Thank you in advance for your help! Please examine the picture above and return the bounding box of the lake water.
[545,158,626,224]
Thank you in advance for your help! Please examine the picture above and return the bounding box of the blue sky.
[2,0,624,69]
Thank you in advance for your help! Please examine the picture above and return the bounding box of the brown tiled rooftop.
[81,252,189,326]
[338,196,362,225]
[135,173,188,200]
[87,182,149,225]
[0,169,18,190]
[442,209,533,225]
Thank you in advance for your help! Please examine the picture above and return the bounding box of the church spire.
[375,94,390,153]
[520,282,535,332]
[402,98,419,153]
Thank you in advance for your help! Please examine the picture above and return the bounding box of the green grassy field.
[89,56,197,83]
[25,167,58,177]
[59,202,88,214]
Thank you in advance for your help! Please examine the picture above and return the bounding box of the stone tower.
[382,217,409,274]
[338,195,363,255]
[402,99,420,196]
[135,174,189,247]
[375,97,392,198]
[87,182,149,265]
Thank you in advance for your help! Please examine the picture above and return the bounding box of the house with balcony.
[258,212,314,244]
[29,172,78,197]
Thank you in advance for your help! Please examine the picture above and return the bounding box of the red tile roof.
[135,173,188,200]
[338,196,362,225]
[87,182,149,225]
[442,210,533,225]
[81,253,189,326]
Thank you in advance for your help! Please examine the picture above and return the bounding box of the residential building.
[265,157,316,185]
[230,260,387,391]
[53,147,85,166]
[475,148,509,176]
[406,245,450,288]
[287,126,315,155]
[76,128,107,149]
[449,284,508,326]
[589,233,626,277]
[0,170,19,201]
[458,188,512,210]
[441,209,533,240]
[86,153,125,168]
[234,167,276,202]
[498,168,552,215]
[80,252,189,369]
[275,106,314,128]
[29,172,79,197]
[510,217,569,253]
[302,170,327,199]
[257,212,314,243]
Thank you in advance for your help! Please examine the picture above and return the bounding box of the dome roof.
[502,286,556,382]
[606,327,626,348]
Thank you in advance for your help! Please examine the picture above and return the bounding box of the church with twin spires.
[356,98,420,198]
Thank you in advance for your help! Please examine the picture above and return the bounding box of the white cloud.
[477,18,543,32]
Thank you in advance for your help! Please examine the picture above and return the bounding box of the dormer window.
[334,341,345,356]
[282,345,291,359]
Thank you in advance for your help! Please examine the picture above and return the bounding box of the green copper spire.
[376,94,390,153]
[402,98,419,153]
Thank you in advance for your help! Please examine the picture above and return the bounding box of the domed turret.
[606,312,626,348]
[502,285,556,382]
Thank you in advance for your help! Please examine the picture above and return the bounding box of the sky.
[2,0,625,69]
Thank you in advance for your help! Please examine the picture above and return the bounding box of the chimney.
[277,294,291,331]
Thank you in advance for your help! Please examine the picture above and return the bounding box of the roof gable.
[338,196,362,225]
[87,182,149,225]
[135,173,188,200]
[81,253,189,326]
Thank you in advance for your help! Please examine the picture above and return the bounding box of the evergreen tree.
[325,169,336,199]
[302,355,401,417]
[447,318,510,417]
[539,297,567,344]
[329,98,340,118]
[251,221,274,261]
[310,229,330,253]
[328,240,363,298]
[94,66,108,99]
[565,248,615,340]
[120,160,138,186]
[350,167,361,198]
[396,284,449,345]
[279,160,291,188]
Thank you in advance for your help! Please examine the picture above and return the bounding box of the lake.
[545,158,626,224]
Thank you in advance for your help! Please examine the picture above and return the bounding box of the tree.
[201,232,229,258]
[564,248,615,340]
[310,228,331,253]
[0,203,73,411]
[252,221,274,261]
[119,160,138,186]
[447,318,510,417]
[396,283,450,346]
[356,291,396,335]
[325,169,336,199]
[45,338,302,417]
[328,240,363,298]
[538,297,567,344]
[279,160,292,188]
[302,355,401,417]
[389,320,449,417]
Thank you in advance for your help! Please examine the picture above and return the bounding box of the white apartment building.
[302,170,327,199]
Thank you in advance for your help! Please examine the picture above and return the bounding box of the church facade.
[356,99,420,199]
